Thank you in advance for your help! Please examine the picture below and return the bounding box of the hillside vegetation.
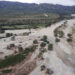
[0,1,74,30]
[0,1,75,15]
[0,13,59,30]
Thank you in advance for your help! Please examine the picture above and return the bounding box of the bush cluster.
[48,44,53,51]
[40,42,46,47]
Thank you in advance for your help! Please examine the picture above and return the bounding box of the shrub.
[30,45,36,52]
[23,48,30,56]
[23,45,36,55]
[18,45,24,53]
[43,35,47,40]
[6,33,13,37]
[54,29,64,38]
[54,29,58,37]
[46,41,49,44]
[55,38,60,42]
[59,31,64,38]
[2,69,12,73]
[41,35,47,42]
[67,33,72,38]
[54,33,58,37]
[67,38,72,42]
[33,40,38,44]
[7,44,15,49]
[23,32,29,36]
[41,57,44,60]
[48,44,53,51]
[40,42,46,47]
[46,68,53,75]
[41,65,46,71]
[10,44,15,47]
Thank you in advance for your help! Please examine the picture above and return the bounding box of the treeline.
[0,14,73,30]
[0,14,59,26]
[0,13,60,30]
[0,18,59,26]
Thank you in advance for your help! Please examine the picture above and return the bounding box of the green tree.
[40,42,46,47]
[33,40,38,44]
[48,44,53,51]
[55,38,60,42]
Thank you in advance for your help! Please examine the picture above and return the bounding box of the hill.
[0,1,75,17]
[0,1,74,29]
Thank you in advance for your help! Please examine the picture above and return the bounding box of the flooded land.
[0,18,75,75]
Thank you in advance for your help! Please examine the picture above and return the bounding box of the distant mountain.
[0,1,75,15]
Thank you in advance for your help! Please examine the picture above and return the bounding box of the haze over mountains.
[0,1,75,16]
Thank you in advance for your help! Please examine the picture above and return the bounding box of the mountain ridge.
[0,1,75,15]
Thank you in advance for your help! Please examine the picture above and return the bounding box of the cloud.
[0,0,35,3]
[72,0,75,2]
[0,0,75,5]
[35,0,75,5]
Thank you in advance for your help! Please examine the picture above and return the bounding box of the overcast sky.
[0,0,75,6]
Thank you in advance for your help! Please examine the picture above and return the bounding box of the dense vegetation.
[0,54,25,69]
[0,45,36,69]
